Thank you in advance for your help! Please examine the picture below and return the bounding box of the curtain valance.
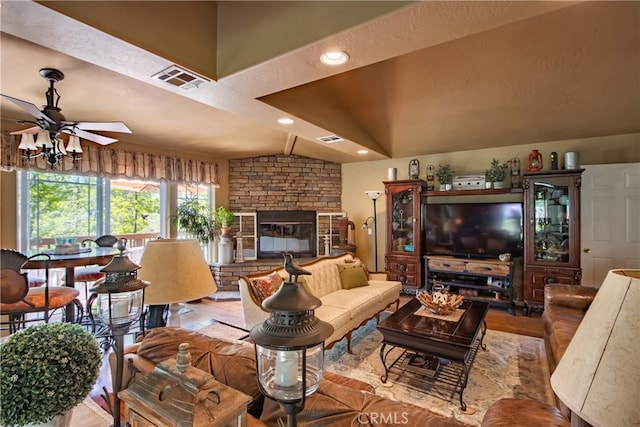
[0,132,218,186]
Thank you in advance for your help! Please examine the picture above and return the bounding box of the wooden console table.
[425,255,515,313]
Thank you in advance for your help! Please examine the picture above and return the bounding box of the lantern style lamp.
[250,280,333,427]
[89,239,149,427]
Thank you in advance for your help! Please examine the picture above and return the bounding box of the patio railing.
[30,232,161,251]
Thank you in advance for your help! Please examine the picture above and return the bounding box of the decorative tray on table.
[46,245,92,255]
[416,291,464,315]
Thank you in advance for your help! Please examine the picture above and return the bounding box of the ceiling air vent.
[151,65,209,90]
[316,135,345,144]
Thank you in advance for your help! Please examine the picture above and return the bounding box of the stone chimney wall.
[228,154,342,211]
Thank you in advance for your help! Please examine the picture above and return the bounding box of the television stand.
[424,255,514,314]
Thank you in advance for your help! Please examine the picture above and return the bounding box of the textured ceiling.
[1,1,638,164]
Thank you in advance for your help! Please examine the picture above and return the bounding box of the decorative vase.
[218,235,234,264]
[527,149,543,171]
[493,181,504,189]
[387,167,397,181]
[26,410,73,427]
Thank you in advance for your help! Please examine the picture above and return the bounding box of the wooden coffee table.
[377,298,489,412]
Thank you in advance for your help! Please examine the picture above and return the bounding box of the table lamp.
[550,269,639,427]
[138,239,217,328]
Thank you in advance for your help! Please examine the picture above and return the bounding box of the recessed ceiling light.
[277,118,294,125]
[320,50,349,66]
[357,149,369,155]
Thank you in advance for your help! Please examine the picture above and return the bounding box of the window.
[18,171,168,253]
[176,182,212,259]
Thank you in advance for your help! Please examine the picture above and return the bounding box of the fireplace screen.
[257,210,316,258]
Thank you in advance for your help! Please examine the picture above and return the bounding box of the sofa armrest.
[238,276,270,330]
[369,271,388,280]
[544,284,598,311]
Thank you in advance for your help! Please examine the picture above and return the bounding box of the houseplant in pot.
[487,158,510,188]
[436,164,454,191]
[172,198,217,244]
[213,206,235,264]
[0,322,102,427]
[213,206,235,238]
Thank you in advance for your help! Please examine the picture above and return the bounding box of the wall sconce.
[362,190,383,271]
[250,274,333,427]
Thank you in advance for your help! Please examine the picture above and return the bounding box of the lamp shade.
[550,269,639,427]
[138,239,217,305]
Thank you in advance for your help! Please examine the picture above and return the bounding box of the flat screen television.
[425,202,523,259]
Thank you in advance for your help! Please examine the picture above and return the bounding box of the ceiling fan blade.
[1,94,55,124]
[65,128,118,145]
[9,126,40,135]
[67,121,132,134]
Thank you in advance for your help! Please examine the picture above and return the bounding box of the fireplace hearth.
[257,210,316,259]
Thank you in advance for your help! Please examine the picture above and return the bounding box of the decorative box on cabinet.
[119,343,252,426]
[523,169,584,315]
[425,255,515,313]
[384,179,427,293]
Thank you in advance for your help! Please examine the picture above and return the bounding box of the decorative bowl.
[416,291,464,315]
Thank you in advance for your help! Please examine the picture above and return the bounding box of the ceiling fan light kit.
[2,68,131,167]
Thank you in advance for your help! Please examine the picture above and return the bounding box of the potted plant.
[487,158,510,188]
[213,206,235,237]
[436,164,454,190]
[0,322,102,427]
[172,198,217,244]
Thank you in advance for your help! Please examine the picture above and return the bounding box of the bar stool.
[1,249,83,333]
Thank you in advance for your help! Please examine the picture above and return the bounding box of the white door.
[581,163,640,286]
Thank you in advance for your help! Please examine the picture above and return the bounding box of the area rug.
[324,317,553,426]
[70,397,111,426]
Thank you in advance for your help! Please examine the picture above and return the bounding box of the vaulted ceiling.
[1,1,638,164]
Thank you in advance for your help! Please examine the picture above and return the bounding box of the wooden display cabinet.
[384,179,427,293]
[523,169,584,315]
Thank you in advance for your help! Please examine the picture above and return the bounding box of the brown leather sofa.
[115,327,469,427]
[481,283,598,427]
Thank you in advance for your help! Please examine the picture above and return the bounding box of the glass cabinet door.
[532,180,571,263]
[390,187,416,253]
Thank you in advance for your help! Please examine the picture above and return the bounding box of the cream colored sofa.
[238,253,401,351]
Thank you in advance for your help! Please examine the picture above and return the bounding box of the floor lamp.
[362,190,383,271]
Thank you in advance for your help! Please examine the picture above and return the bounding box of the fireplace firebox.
[257,210,316,259]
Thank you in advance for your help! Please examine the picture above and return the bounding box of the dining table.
[23,246,121,322]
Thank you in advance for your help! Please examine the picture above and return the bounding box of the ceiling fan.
[2,68,132,166]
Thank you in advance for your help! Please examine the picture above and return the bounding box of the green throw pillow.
[337,263,369,289]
